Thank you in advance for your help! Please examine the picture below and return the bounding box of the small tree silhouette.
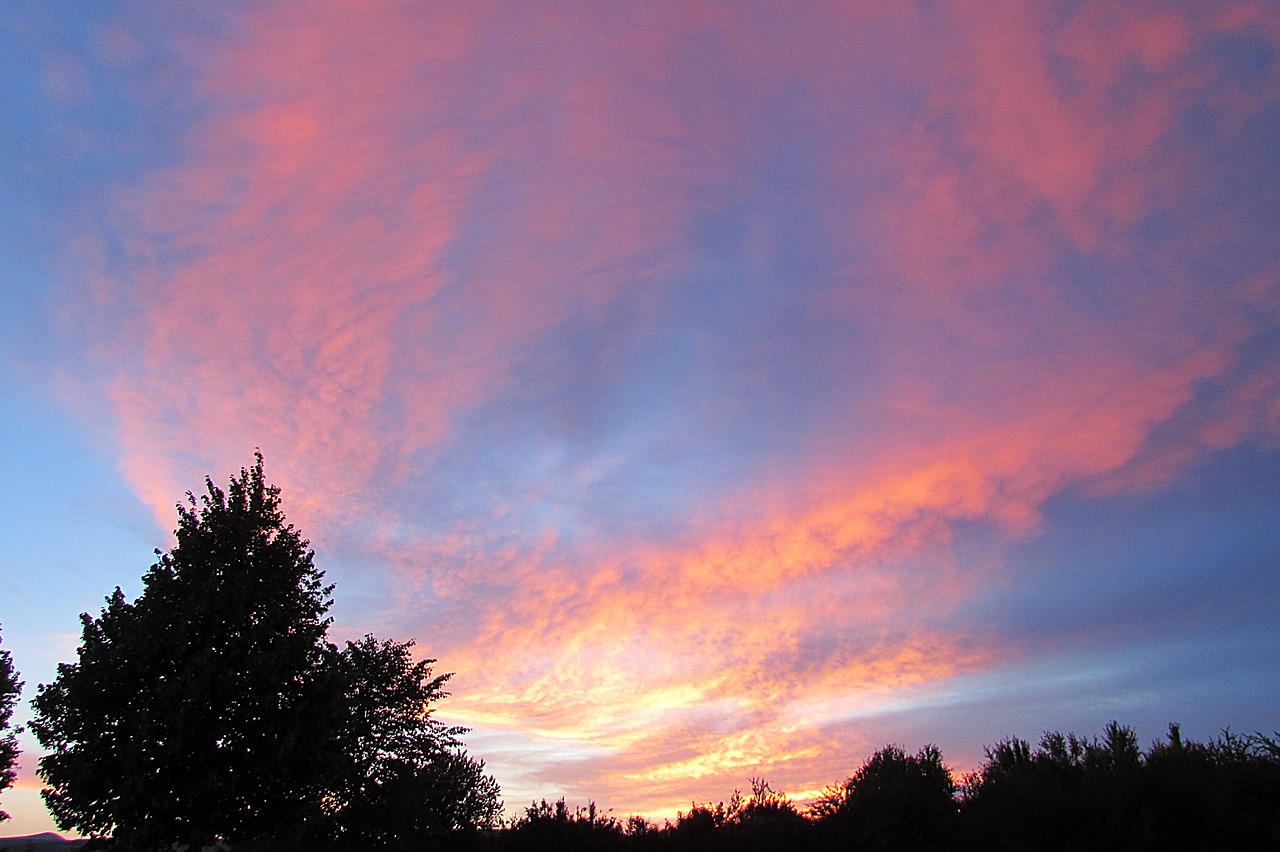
[0,626,21,823]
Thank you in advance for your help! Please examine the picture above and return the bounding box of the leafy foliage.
[0,626,21,822]
[29,454,499,851]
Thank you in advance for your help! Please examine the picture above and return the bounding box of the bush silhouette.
[505,798,626,852]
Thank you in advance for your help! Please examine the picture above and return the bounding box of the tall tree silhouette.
[30,453,499,851]
[31,454,338,850]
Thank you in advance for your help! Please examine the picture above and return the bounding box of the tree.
[811,743,956,851]
[960,733,1085,851]
[30,453,500,850]
[324,635,501,849]
[958,721,1280,849]
[0,626,21,822]
[31,454,338,850]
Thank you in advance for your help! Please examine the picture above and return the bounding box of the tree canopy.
[0,625,21,823]
[29,453,499,851]
[326,634,502,847]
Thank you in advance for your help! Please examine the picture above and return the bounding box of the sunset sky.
[3,0,1280,837]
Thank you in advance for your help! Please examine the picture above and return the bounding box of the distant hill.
[0,834,88,851]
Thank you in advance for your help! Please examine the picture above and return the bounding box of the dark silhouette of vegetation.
[504,798,629,852]
[485,724,1278,852]
[324,635,502,849]
[811,743,956,850]
[28,454,499,851]
[961,721,1280,851]
[0,627,20,823]
[669,779,810,852]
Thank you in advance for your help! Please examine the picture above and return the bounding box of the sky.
[2,0,1280,837]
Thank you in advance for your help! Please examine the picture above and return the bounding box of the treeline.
[479,723,1280,852]
[23,721,1280,852]
[3,457,1278,850]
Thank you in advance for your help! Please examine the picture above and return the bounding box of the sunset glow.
[2,0,1279,835]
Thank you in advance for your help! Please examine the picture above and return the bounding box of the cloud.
[66,0,1280,814]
